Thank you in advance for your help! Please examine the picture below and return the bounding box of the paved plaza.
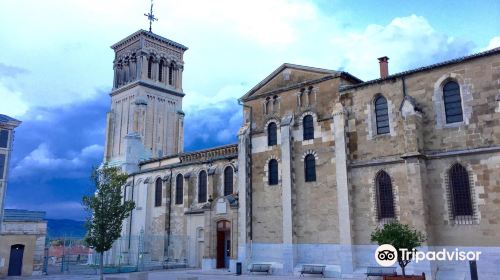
[5,269,365,280]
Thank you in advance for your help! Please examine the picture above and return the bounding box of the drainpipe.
[402,76,407,97]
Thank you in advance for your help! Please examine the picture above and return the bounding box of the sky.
[0,0,499,220]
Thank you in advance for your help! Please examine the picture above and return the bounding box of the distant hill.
[46,219,86,239]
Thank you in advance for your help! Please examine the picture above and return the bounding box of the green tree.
[371,221,426,276]
[83,165,135,280]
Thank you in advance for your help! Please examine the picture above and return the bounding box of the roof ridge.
[340,47,500,91]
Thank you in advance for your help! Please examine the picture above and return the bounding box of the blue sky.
[0,0,498,220]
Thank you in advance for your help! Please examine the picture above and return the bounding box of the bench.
[249,263,272,274]
[300,265,326,277]
[366,266,397,279]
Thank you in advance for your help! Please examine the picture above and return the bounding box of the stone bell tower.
[103,30,188,171]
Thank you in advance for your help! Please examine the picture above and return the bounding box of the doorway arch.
[216,220,230,269]
[8,244,24,276]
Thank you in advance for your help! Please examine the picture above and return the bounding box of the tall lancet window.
[303,115,314,140]
[267,122,277,146]
[175,174,183,205]
[158,60,164,82]
[448,164,473,219]
[375,171,395,220]
[443,81,463,123]
[304,154,316,182]
[224,166,233,196]
[154,178,162,207]
[198,170,207,203]
[268,159,278,185]
[169,62,175,85]
[147,56,153,79]
[375,95,390,135]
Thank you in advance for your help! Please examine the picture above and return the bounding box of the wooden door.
[8,244,24,276]
[216,231,225,268]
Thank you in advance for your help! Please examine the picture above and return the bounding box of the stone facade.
[238,49,500,279]
[0,210,47,277]
[106,29,500,279]
[0,115,47,277]
[104,30,187,170]
[0,114,21,228]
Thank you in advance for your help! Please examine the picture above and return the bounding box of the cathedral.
[103,28,500,279]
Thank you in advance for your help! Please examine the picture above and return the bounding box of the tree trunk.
[401,264,406,276]
[100,252,104,280]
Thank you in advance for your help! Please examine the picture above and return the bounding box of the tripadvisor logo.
[375,244,398,266]
[375,244,482,266]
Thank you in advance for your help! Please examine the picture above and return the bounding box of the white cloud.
[330,15,474,80]
[484,36,500,51]
[11,143,103,179]
[0,1,484,118]
[0,83,28,117]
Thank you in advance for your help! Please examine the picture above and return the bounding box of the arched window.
[448,164,473,218]
[272,95,279,112]
[175,174,183,205]
[147,56,153,79]
[264,97,270,114]
[304,154,316,182]
[268,159,278,185]
[303,115,314,140]
[443,81,463,123]
[158,60,164,82]
[224,166,233,196]
[375,171,395,220]
[168,62,175,85]
[198,170,207,203]
[306,86,313,106]
[267,122,277,146]
[375,96,390,134]
[154,178,162,207]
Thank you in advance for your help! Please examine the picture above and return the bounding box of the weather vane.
[144,0,158,33]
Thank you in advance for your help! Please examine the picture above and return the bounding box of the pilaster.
[237,123,250,268]
[122,132,144,174]
[177,111,185,153]
[332,104,354,275]
[401,99,429,234]
[280,113,295,273]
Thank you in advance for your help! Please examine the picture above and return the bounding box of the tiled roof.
[340,47,500,91]
[0,114,20,124]
[3,209,46,222]
[111,29,188,51]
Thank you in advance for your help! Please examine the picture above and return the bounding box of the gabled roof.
[3,209,46,222]
[0,114,21,127]
[239,63,362,101]
[340,47,500,91]
[111,29,188,51]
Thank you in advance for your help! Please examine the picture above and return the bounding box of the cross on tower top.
[144,0,158,33]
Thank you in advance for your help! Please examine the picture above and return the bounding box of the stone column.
[175,67,180,89]
[179,65,184,91]
[177,111,185,153]
[280,113,295,273]
[140,54,148,80]
[113,63,118,88]
[237,123,250,269]
[124,60,130,83]
[136,54,143,80]
[332,104,354,275]
[130,56,137,83]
